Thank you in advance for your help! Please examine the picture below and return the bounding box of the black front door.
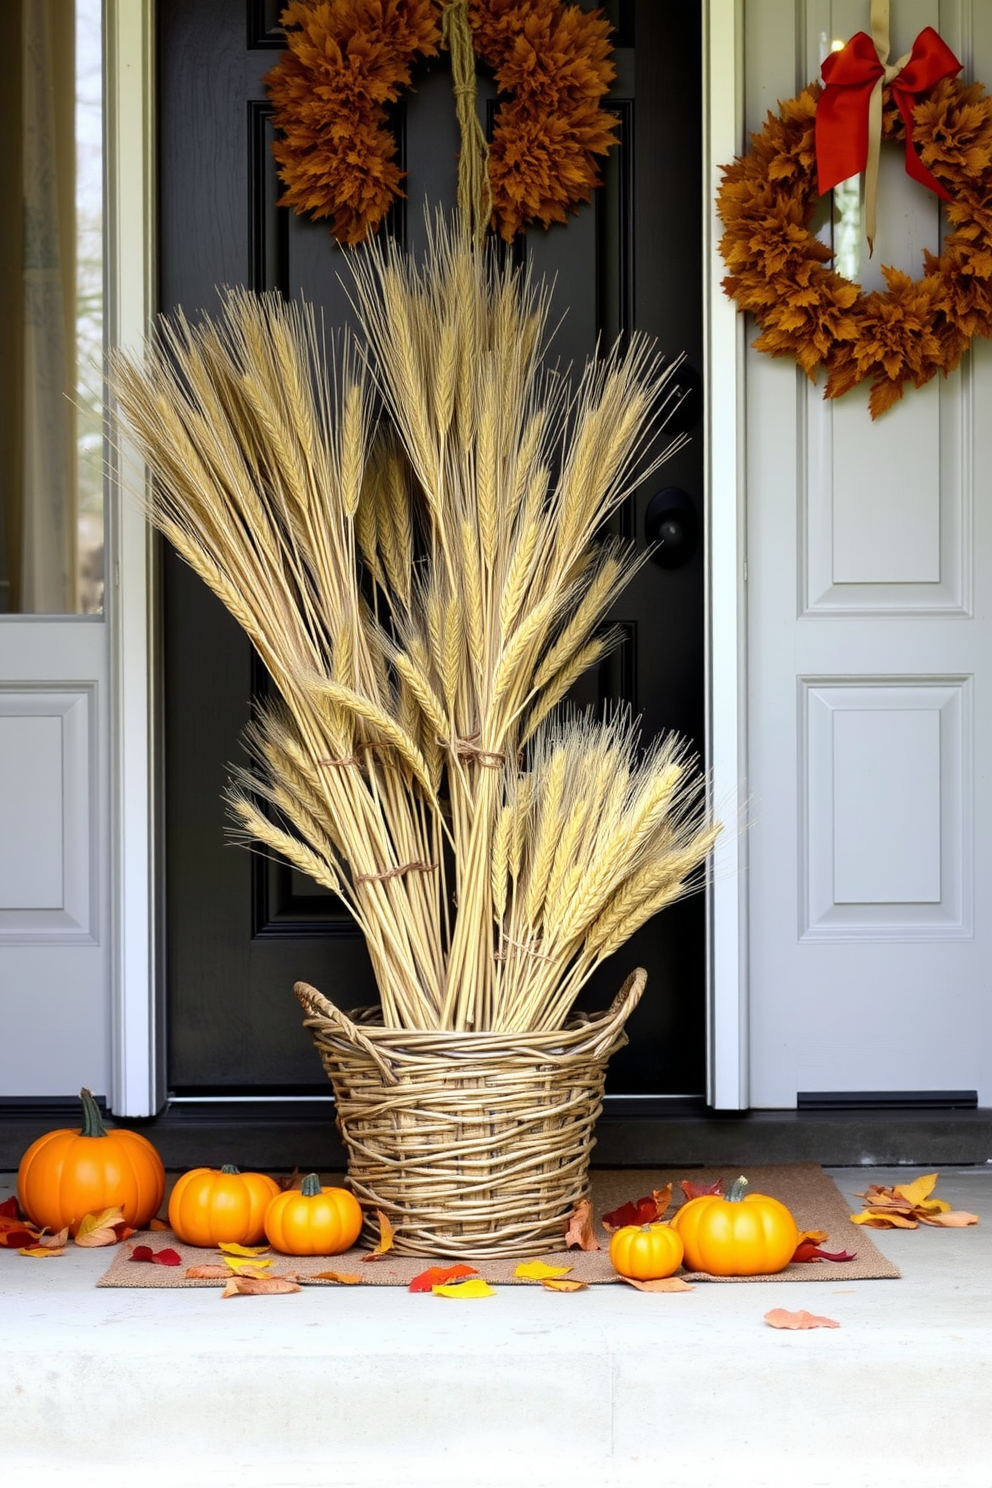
[158,0,705,1098]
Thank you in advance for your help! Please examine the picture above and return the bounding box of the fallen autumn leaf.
[409,1264,478,1293]
[764,1308,839,1330]
[432,1278,496,1299]
[919,1210,979,1227]
[362,1209,395,1261]
[75,1207,130,1248]
[221,1275,301,1296]
[791,1240,856,1263]
[129,1245,181,1266]
[222,1254,274,1275]
[622,1276,695,1293]
[541,1278,588,1292]
[679,1177,724,1201]
[601,1185,672,1232]
[563,1198,600,1251]
[35,1227,69,1250]
[514,1259,573,1281]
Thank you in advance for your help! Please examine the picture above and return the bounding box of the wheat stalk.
[112,216,717,1035]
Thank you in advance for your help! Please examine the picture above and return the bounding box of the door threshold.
[3,1101,992,1171]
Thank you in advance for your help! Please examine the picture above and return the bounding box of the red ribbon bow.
[816,26,961,201]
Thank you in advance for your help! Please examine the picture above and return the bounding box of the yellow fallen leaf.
[307,1270,363,1284]
[218,1241,271,1257]
[432,1278,496,1298]
[851,1210,918,1229]
[223,1255,274,1275]
[514,1259,573,1281]
[76,1206,126,1238]
[74,1206,129,1247]
[795,1229,828,1247]
[541,1278,588,1292]
[185,1265,232,1279]
[892,1173,940,1209]
[622,1276,695,1292]
[18,1245,65,1257]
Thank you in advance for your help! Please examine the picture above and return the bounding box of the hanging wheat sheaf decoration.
[113,224,717,1038]
[112,215,718,1253]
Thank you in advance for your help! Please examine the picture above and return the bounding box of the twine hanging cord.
[864,0,912,253]
[442,0,492,247]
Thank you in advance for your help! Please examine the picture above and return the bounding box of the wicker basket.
[294,968,646,1259]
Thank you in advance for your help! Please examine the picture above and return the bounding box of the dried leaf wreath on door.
[264,0,619,244]
[716,8,992,417]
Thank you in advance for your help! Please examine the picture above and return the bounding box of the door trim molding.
[703,0,749,1108]
[106,0,164,1117]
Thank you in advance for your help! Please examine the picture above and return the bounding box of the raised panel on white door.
[803,370,970,614]
[0,716,64,907]
[0,689,97,941]
[801,679,971,938]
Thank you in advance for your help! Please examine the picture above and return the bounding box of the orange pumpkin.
[671,1175,798,1276]
[263,1173,363,1255]
[17,1087,166,1236]
[167,1165,280,1247]
[608,1221,684,1281]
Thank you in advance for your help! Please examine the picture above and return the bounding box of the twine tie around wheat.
[816,0,960,253]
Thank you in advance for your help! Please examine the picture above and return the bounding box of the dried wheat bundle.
[111,217,718,1034]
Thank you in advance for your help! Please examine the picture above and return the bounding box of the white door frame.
[703,0,748,1109]
[105,0,752,1116]
[105,0,162,1117]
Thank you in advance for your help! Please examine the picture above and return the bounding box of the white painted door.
[0,619,110,1095]
[0,2,158,1112]
[745,0,992,1106]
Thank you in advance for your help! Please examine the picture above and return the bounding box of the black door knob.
[645,486,699,570]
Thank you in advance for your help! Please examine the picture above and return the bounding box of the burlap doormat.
[97,1164,899,1288]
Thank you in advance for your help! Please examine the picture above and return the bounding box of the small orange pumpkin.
[167,1164,280,1247]
[671,1175,798,1276]
[263,1173,363,1255]
[608,1220,684,1281]
[17,1087,166,1236]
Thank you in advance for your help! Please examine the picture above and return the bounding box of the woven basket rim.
[295,967,646,1073]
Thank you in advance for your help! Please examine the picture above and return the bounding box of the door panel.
[0,620,109,1096]
[159,0,706,1095]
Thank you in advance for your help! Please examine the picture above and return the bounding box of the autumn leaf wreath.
[717,75,992,417]
[264,0,619,246]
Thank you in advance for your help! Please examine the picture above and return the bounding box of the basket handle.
[294,981,400,1086]
[591,966,647,1057]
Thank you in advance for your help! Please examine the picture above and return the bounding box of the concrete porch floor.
[3,1166,990,1488]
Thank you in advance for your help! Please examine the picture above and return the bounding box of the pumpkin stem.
[301,1173,323,1198]
[728,1175,749,1203]
[220,1164,241,1175]
[79,1087,108,1139]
